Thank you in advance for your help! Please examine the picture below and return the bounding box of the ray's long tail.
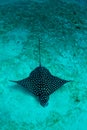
[38,39,41,67]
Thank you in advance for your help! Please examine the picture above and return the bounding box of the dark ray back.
[10,66,70,106]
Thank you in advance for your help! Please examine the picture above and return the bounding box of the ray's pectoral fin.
[39,94,49,107]
[49,76,70,94]
[10,77,30,88]
[9,77,32,93]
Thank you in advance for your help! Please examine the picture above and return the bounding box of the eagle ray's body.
[10,66,70,106]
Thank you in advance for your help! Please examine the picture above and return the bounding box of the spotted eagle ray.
[10,39,70,107]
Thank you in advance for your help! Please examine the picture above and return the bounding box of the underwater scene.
[0,0,87,129]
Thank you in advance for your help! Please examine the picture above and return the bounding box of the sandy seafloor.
[0,0,87,130]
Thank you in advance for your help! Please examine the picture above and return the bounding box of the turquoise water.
[0,0,87,129]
